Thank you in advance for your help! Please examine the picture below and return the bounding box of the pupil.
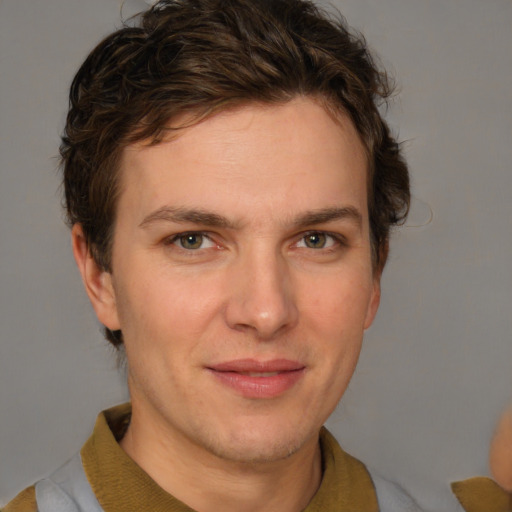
[182,234,202,249]
[307,233,325,248]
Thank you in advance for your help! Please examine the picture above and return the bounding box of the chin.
[210,438,304,464]
[192,419,318,464]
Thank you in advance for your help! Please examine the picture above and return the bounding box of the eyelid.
[166,231,217,249]
[163,229,347,250]
[294,230,347,249]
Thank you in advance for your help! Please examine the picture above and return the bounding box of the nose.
[224,247,299,340]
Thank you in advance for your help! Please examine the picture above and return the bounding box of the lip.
[207,359,305,399]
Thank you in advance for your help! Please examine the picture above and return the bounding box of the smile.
[207,359,306,399]
[240,372,280,377]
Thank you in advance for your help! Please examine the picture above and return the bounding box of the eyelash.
[165,232,216,251]
[295,231,346,250]
[165,230,346,252]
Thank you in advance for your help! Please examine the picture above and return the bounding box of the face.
[79,98,380,464]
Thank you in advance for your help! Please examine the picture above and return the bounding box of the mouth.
[236,371,281,377]
[206,359,306,399]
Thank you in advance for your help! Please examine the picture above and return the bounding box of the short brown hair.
[61,0,409,347]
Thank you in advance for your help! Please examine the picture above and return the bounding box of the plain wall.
[1,1,511,510]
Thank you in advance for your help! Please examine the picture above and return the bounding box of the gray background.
[1,0,511,510]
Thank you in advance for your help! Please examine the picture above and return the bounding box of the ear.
[364,240,387,330]
[364,273,381,330]
[71,224,121,331]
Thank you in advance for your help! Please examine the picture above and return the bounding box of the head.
[62,0,409,347]
[66,0,410,467]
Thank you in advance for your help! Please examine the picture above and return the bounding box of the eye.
[172,233,215,250]
[296,232,338,249]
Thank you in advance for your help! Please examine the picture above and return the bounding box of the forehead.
[117,98,369,226]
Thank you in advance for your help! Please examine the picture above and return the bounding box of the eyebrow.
[139,205,363,230]
[139,206,238,229]
[292,206,363,229]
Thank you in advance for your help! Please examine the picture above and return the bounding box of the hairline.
[88,94,378,273]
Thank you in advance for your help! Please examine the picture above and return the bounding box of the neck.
[120,401,322,512]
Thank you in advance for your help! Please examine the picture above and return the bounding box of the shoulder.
[451,477,512,512]
[2,485,37,512]
[318,428,424,511]
[367,470,424,512]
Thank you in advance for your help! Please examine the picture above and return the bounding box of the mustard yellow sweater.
[451,477,512,512]
[3,403,379,512]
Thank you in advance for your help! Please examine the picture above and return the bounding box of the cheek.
[302,272,374,331]
[114,270,224,353]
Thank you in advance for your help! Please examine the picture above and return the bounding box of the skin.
[490,406,512,491]
[73,97,381,512]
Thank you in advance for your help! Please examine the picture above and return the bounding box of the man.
[3,0,418,510]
